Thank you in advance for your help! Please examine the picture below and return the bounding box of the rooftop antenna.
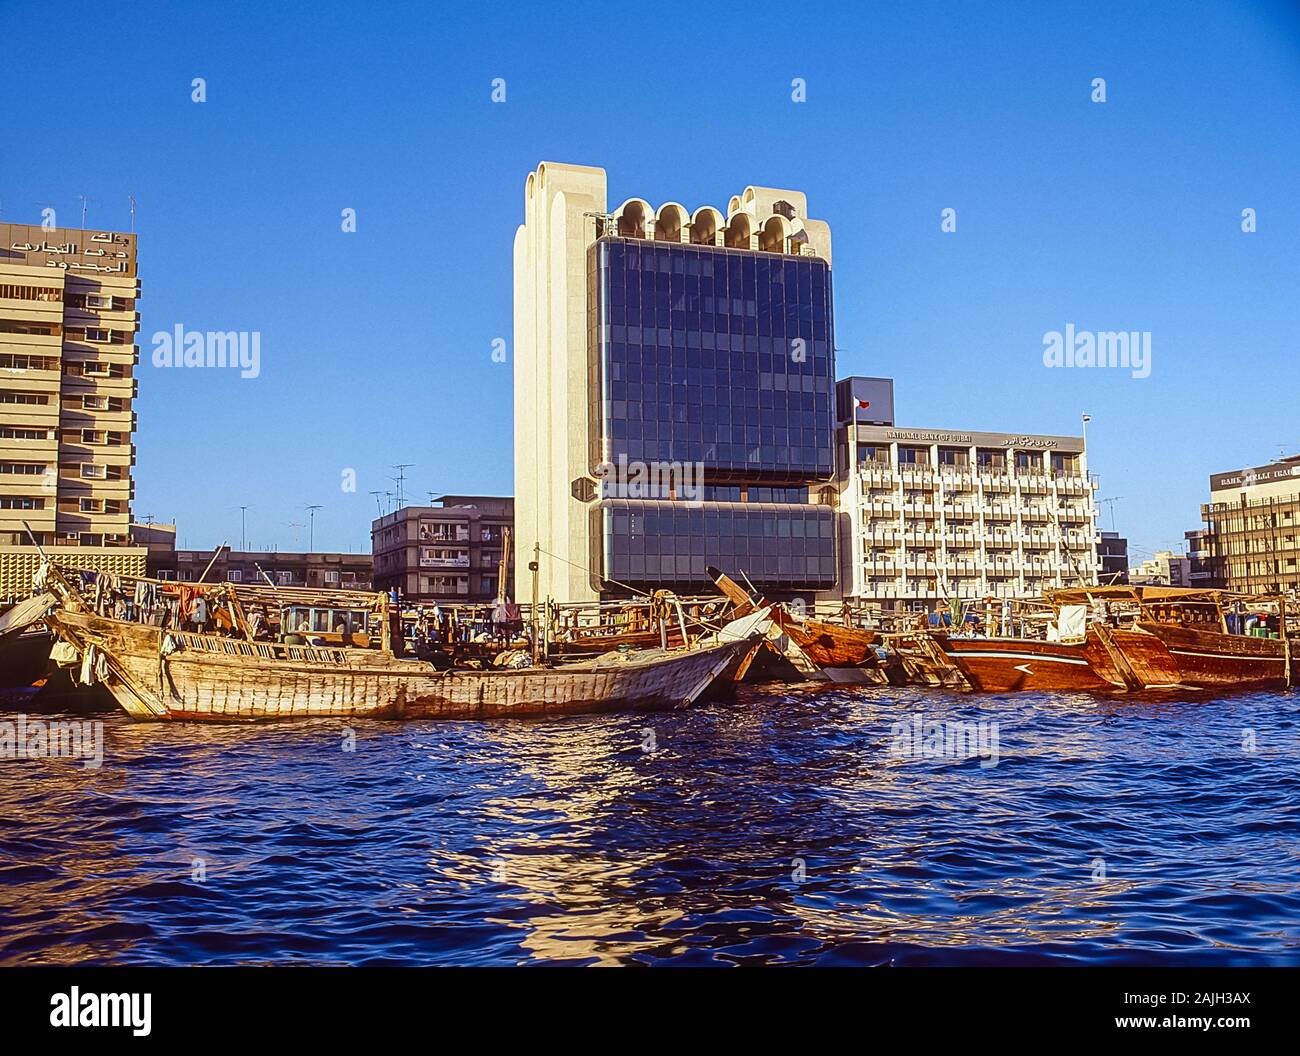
[287,520,305,549]
[391,464,414,508]
[238,505,249,550]
[140,513,156,526]
[368,490,385,517]
[1099,496,1123,533]
[78,194,97,228]
[304,504,323,551]
[129,194,137,232]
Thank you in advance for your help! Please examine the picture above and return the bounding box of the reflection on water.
[1,685,1298,965]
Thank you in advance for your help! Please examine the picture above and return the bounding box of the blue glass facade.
[587,237,838,594]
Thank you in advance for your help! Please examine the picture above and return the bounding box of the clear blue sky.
[3,0,1298,563]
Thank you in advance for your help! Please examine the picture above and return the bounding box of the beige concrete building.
[836,379,1100,607]
[1201,455,1300,592]
[0,222,145,598]
[1129,549,1191,587]
[514,162,837,603]
[372,495,514,603]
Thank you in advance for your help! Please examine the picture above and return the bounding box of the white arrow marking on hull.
[1014,663,1034,675]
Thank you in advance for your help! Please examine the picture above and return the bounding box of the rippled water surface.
[2,685,1298,965]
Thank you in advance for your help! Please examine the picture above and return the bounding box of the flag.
[1081,414,1092,422]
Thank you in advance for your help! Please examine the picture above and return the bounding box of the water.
[1,685,1298,966]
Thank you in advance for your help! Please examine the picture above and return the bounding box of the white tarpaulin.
[1055,604,1088,641]
[0,593,54,638]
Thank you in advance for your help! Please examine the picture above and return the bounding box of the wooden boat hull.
[939,636,1113,692]
[46,609,749,723]
[1138,622,1289,689]
[1082,625,1184,690]
[775,611,880,669]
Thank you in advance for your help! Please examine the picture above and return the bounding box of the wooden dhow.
[1049,585,1293,691]
[706,565,893,682]
[27,563,762,723]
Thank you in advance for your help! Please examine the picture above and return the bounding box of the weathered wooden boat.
[26,563,762,723]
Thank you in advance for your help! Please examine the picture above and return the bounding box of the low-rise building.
[1130,549,1191,587]
[371,495,513,603]
[1098,530,1129,584]
[136,523,373,589]
[835,377,1100,608]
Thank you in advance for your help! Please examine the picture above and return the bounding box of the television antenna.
[1099,496,1123,533]
[304,505,323,551]
[391,464,414,508]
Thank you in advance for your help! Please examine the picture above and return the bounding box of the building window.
[227,569,243,582]
[0,497,43,510]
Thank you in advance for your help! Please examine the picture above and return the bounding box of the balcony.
[898,466,936,488]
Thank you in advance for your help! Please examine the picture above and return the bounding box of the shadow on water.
[0,683,1297,965]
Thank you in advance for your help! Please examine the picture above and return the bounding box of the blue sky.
[3,0,1298,563]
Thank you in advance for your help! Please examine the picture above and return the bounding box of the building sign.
[887,430,972,444]
[1211,462,1300,492]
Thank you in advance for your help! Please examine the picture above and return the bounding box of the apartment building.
[1200,455,1300,592]
[836,377,1100,607]
[514,162,837,602]
[371,495,514,603]
[0,222,145,597]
